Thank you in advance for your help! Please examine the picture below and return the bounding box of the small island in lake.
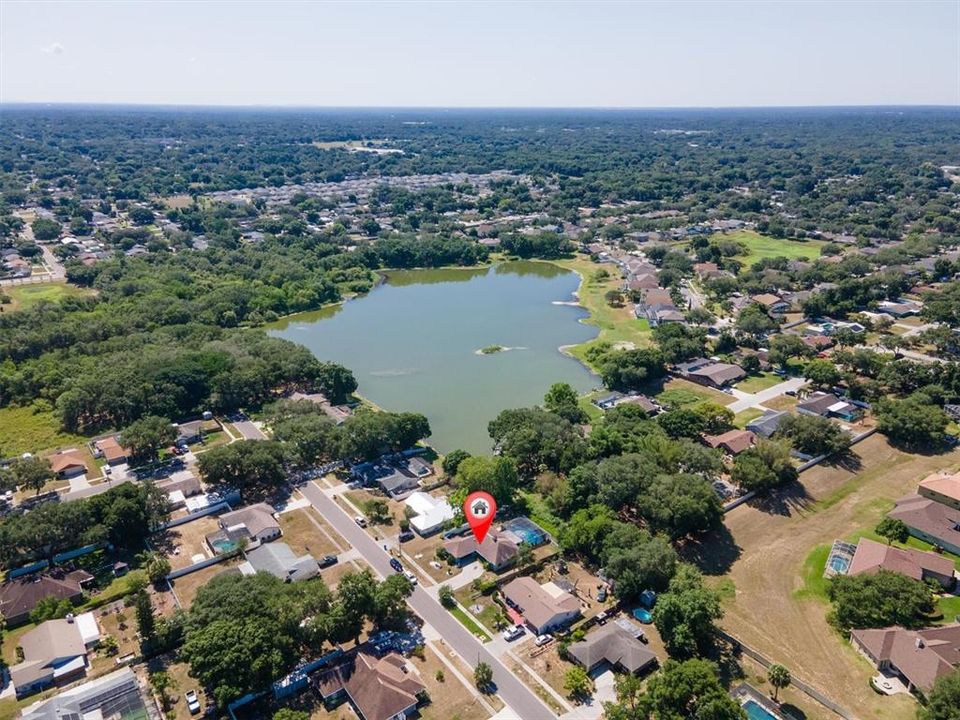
[478,344,507,355]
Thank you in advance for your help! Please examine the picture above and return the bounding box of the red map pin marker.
[464,491,496,544]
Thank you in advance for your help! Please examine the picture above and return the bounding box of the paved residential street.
[298,480,553,720]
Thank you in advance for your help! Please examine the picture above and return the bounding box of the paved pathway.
[298,479,553,720]
[727,376,806,414]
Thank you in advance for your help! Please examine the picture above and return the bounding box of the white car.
[354,516,367,527]
[502,624,524,642]
[403,570,418,585]
[534,633,554,647]
[185,690,201,715]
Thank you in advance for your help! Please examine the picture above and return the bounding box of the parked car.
[185,690,201,715]
[398,530,415,542]
[534,633,554,647]
[354,516,367,527]
[596,585,607,602]
[318,555,338,569]
[596,611,609,625]
[785,390,797,397]
[403,570,418,585]
[502,625,524,642]
[389,558,403,573]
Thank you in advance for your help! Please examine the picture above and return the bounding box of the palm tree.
[768,663,791,702]
[136,551,171,585]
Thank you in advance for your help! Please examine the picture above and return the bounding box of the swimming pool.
[829,556,850,573]
[743,700,780,720]
[632,608,652,623]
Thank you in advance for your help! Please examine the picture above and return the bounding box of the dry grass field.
[692,434,960,720]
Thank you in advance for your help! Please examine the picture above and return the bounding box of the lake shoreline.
[264,256,613,379]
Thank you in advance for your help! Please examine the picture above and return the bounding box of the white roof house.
[74,612,100,647]
[404,492,455,535]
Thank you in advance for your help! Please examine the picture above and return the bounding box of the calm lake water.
[268,261,599,454]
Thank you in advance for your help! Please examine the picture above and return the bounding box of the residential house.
[746,410,788,439]
[693,262,719,281]
[627,273,659,292]
[174,420,207,445]
[847,538,955,590]
[10,614,100,697]
[216,503,281,545]
[703,429,755,456]
[802,335,835,351]
[155,472,203,509]
[751,293,790,314]
[49,450,89,479]
[289,391,354,425]
[443,530,518,572]
[796,392,861,422]
[918,471,960,511]
[877,300,922,318]
[240,542,318,582]
[316,650,426,720]
[404,492,455,535]
[20,667,146,720]
[0,570,93,627]
[502,577,581,634]
[616,394,660,416]
[850,624,960,694]
[675,358,746,389]
[889,494,960,555]
[94,436,128,466]
[568,621,658,675]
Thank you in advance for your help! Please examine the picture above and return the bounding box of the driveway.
[727,376,806,414]
[298,480,552,720]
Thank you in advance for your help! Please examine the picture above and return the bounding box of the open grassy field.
[714,230,827,266]
[4,282,92,311]
[549,256,653,369]
[696,434,960,720]
[0,403,91,456]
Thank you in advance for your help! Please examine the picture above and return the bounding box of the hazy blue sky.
[2,0,958,107]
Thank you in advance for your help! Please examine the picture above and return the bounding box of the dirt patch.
[279,507,343,557]
[700,434,959,720]
[170,558,242,609]
[155,515,221,569]
[411,645,493,720]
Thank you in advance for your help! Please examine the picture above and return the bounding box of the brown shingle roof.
[919,472,960,505]
[443,529,518,567]
[703,429,755,455]
[851,624,960,692]
[889,494,960,551]
[48,450,88,475]
[503,577,580,631]
[319,651,425,720]
[847,538,955,581]
[0,571,89,625]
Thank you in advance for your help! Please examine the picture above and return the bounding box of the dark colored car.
[399,531,415,542]
[318,555,338,569]
[389,558,403,573]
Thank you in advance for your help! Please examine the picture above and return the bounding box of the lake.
[268,261,599,454]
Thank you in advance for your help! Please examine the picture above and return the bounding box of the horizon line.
[1,101,958,112]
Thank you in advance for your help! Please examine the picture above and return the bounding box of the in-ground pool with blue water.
[743,700,780,720]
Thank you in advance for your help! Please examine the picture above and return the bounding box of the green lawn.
[733,407,764,428]
[518,490,562,537]
[936,594,960,624]
[736,372,783,393]
[549,257,653,370]
[0,404,90,456]
[714,230,826,266]
[5,282,92,310]
[448,605,491,641]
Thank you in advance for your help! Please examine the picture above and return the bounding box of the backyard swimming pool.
[632,608,652,623]
[829,556,850,573]
[743,700,781,720]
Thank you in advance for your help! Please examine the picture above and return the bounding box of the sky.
[1,0,958,108]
